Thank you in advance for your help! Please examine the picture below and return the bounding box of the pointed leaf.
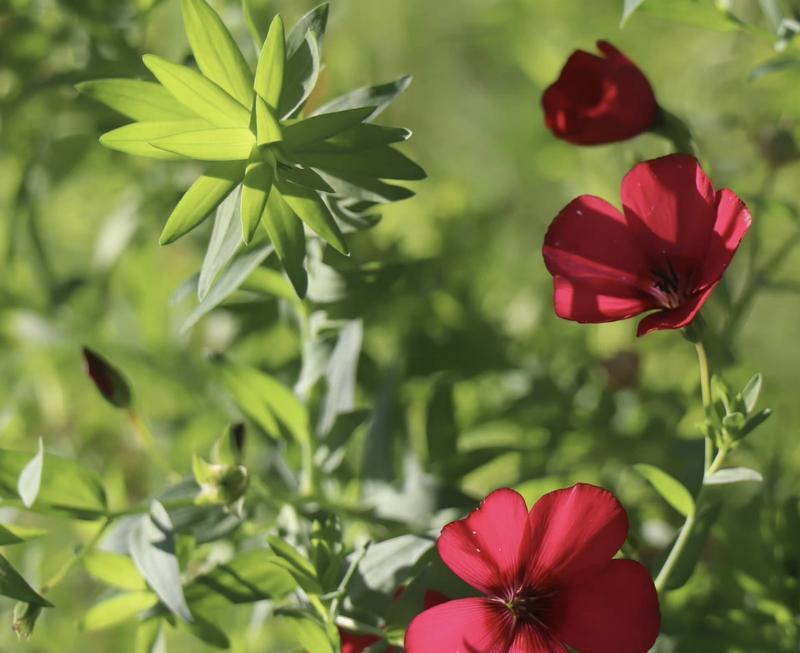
[180,0,253,107]
[741,373,763,414]
[255,96,282,144]
[282,107,374,150]
[151,127,254,160]
[267,536,321,594]
[77,79,198,121]
[128,501,193,623]
[276,179,348,254]
[83,550,147,591]
[198,186,243,300]
[704,467,764,485]
[313,75,412,120]
[279,165,334,192]
[621,0,647,25]
[280,613,334,653]
[297,148,426,181]
[143,54,250,127]
[241,156,275,243]
[320,172,414,203]
[81,592,158,631]
[159,161,245,245]
[0,555,52,607]
[280,3,329,117]
[262,187,308,297]
[634,463,695,518]
[182,613,230,649]
[294,124,411,154]
[0,524,46,546]
[17,438,43,509]
[100,120,212,160]
[240,266,298,302]
[254,16,285,109]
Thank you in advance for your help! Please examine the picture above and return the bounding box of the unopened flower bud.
[82,347,132,409]
[12,601,42,640]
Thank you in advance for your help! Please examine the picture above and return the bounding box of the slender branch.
[40,518,111,595]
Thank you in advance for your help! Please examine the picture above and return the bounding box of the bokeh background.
[1,0,799,650]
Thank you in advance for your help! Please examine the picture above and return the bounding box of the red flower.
[405,484,660,653]
[341,590,448,653]
[542,154,751,336]
[542,41,658,145]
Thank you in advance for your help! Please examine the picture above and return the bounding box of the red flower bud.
[542,40,658,145]
[82,347,132,409]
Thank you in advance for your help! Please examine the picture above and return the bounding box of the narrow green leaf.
[741,373,763,414]
[198,186,243,300]
[254,15,285,109]
[280,3,329,117]
[134,619,165,653]
[181,246,273,332]
[293,124,411,154]
[267,536,321,594]
[313,75,412,120]
[704,467,764,485]
[182,613,230,649]
[100,120,212,160]
[634,463,695,518]
[621,0,647,25]
[279,612,334,653]
[286,3,329,56]
[240,266,298,302]
[276,179,348,255]
[77,79,198,121]
[0,524,46,546]
[282,107,373,150]
[320,171,414,203]
[180,0,253,107]
[241,156,275,243]
[143,54,250,128]
[297,148,426,181]
[81,592,158,631]
[262,187,307,297]
[255,95,282,144]
[151,127,254,161]
[159,161,245,245]
[17,438,43,509]
[83,551,147,591]
[128,502,193,623]
[0,555,52,607]
[279,164,334,192]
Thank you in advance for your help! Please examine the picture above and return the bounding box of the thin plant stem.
[40,518,111,595]
[695,340,714,472]
[127,410,173,476]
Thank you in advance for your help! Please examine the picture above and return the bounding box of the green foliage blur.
[1,0,800,651]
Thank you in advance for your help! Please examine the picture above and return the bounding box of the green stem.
[40,518,111,595]
[334,616,385,638]
[694,340,714,472]
[329,543,370,622]
[127,410,173,476]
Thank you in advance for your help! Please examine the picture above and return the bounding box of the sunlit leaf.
[198,186,243,300]
[81,592,158,631]
[151,127,254,160]
[100,120,211,160]
[279,3,328,117]
[17,438,43,509]
[634,463,695,517]
[262,187,308,297]
[255,96,282,145]
[83,550,147,591]
[254,15,285,109]
[241,155,275,243]
[279,612,335,653]
[276,179,348,255]
[282,107,373,150]
[77,79,198,122]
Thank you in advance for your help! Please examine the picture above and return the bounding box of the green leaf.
[254,15,285,109]
[293,124,411,154]
[319,320,362,434]
[241,155,275,243]
[143,54,250,128]
[262,187,308,297]
[280,3,328,117]
[0,524,46,546]
[180,0,253,107]
[255,96,282,145]
[151,127,254,161]
[83,550,147,591]
[134,619,165,653]
[240,266,298,302]
[704,467,764,485]
[621,0,647,25]
[99,120,212,160]
[741,373,763,414]
[320,172,414,204]
[634,463,695,517]
[17,438,43,509]
[279,164,334,192]
[77,79,199,122]
[0,449,107,519]
[81,592,158,631]
[282,107,374,150]
[313,75,412,120]
[198,186,243,300]
[279,612,335,653]
[297,148,426,181]
[159,161,245,245]
[182,245,273,332]
[128,501,193,623]
[184,550,296,606]
[739,408,772,439]
[276,178,348,255]
[182,613,230,649]
[267,536,321,594]
[663,499,721,590]
[0,555,51,607]
[635,0,742,31]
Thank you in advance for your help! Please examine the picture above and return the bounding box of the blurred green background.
[1,0,800,651]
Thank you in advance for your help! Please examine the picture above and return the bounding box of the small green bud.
[193,455,249,507]
[12,601,42,640]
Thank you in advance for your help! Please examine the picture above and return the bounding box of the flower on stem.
[405,485,660,653]
[543,154,751,336]
[542,41,658,145]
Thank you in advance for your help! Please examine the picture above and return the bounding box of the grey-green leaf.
[297,148,426,181]
[17,438,43,509]
[0,555,52,607]
[621,0,647,25]
[279,3,329,117]
[180,0,253,107]
[143,55,250,128]
[262,187,308,297]
[159,161,245,245]
[313,75,412,120]
[634,463,695,517]
[276,179,348,255]
[282,107,374,150]
[198,186,243,300]
[704,467,764,485]
[741,373,763,414]
[77,79,199,122]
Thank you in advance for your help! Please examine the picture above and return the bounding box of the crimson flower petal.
[438,488,530,595]
[621,154,716,270]
[404,598,511,653]
[423,589,450,610]
[340,631,382,653]
[525,484,628,588]
[699,189,752,286]
[636,283,717,336]
[507,626,570,653]
[548,559,661,653]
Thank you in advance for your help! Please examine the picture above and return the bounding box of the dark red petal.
[404,598,511,653]
[699,189,752,286]
[635,283,717,337]
[621,154,717,272]
[547,559,661,653]
[551,276,654,323]
[525,484,628,588]
[438,488,530,595]
[423,590,450,610]
[340,631,381,653]
[596,40,628,62]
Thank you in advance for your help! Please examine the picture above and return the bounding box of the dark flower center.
[649,259,693,309]
[503,590,548,626]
